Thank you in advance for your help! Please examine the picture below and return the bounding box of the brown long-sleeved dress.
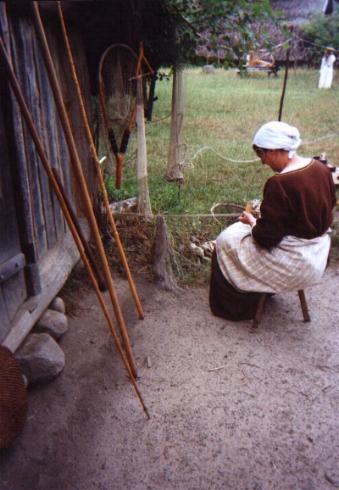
[210,160,336,321]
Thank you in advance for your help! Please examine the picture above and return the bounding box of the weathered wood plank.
[10,18,47,259]
[0,289,11,343]
[0,6,98,347]
[1,229,82,353]
[51,25,96,214]
[2,270,26,322]
[3,26,37,263]
[20,19,55,254]
[0,99,21,264]
[0,29,28,342]
[32,28,60,249]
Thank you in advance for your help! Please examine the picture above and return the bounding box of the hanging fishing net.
[98,44,138,189]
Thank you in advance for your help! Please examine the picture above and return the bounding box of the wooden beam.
[1,230,80,353]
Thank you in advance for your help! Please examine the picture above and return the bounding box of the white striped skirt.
[216,222,331,293]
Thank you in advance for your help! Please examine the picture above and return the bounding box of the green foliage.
[301,7,339,64]
[164,0,280,66]
[103,67,338,284]
[105,67,338,217]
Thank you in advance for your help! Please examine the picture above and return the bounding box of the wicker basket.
[0,346,27,449]
[210,202,244,216]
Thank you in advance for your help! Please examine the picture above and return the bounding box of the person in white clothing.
[318,47,336,89]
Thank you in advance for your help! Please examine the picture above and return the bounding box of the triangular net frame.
[98,43,138,188]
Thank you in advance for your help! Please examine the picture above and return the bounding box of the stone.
[49,296,66,314]
[202,64,216,74]
[34,309,68,340]
[109,197,137,214]
[16,333,65,386]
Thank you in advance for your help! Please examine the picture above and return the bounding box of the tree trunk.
[136,77,152,217]
[165,67,184,183]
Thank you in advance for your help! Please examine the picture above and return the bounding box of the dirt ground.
[1,262,339,490]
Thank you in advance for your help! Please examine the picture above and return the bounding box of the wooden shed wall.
[0,3,96,345]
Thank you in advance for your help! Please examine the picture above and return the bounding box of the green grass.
[106,67,338,214]
[104,68,339,283]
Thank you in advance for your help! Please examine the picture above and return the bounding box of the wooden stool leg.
[252,293,267,328]
[298,290,310,322]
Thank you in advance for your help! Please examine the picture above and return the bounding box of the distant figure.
[318,47,336,89]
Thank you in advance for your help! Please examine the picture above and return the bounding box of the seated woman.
[210,121,336,321]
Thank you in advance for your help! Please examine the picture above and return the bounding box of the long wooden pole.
[56,2,144,319]
[135,43,153,217]
[0,36,149,418]
[278,47,290,121]
[51,168,107,292]
[32,2,137,378]
[136,74,153,217]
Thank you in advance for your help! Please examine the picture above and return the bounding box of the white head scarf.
[252,121,301,158]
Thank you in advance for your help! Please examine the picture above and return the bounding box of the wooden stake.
[136,74,153,217]
[166,66,184,182]
[278,47,290,122]
[57,1,144,320]
[32,2,137,378]
[0,36,149,418]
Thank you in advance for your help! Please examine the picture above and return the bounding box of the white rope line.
[150,112,172,123]
[187,133,339,166]
[188,146,259,164]
[271,39,292,50]
[113,212,242,217]
[294,33,339,54]
[302,133,339,145]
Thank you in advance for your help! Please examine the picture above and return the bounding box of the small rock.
[202,64,216,74]
[49,297,66,314]
[201,241,215,256]
[146,356,152,368]
[189,243,205,258]
[16,333,65,386]
[34,309,68,340]
[109,197,137,214]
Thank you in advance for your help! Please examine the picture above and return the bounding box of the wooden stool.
[252,289,311,328]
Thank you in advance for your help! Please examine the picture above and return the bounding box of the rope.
[271,39,292,50]
[302,133,339,145]
[113,212,242,218]
[294,33,339,53]
[149,111,172,123]
[188,146,259,165]
[186,132,339,167]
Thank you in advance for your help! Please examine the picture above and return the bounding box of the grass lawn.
[107,67,338,213]
[105,67,339,283]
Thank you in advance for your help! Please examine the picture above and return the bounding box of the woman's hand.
[239,211,257,227]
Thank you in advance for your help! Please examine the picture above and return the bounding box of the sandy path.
[1,265,339,490]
